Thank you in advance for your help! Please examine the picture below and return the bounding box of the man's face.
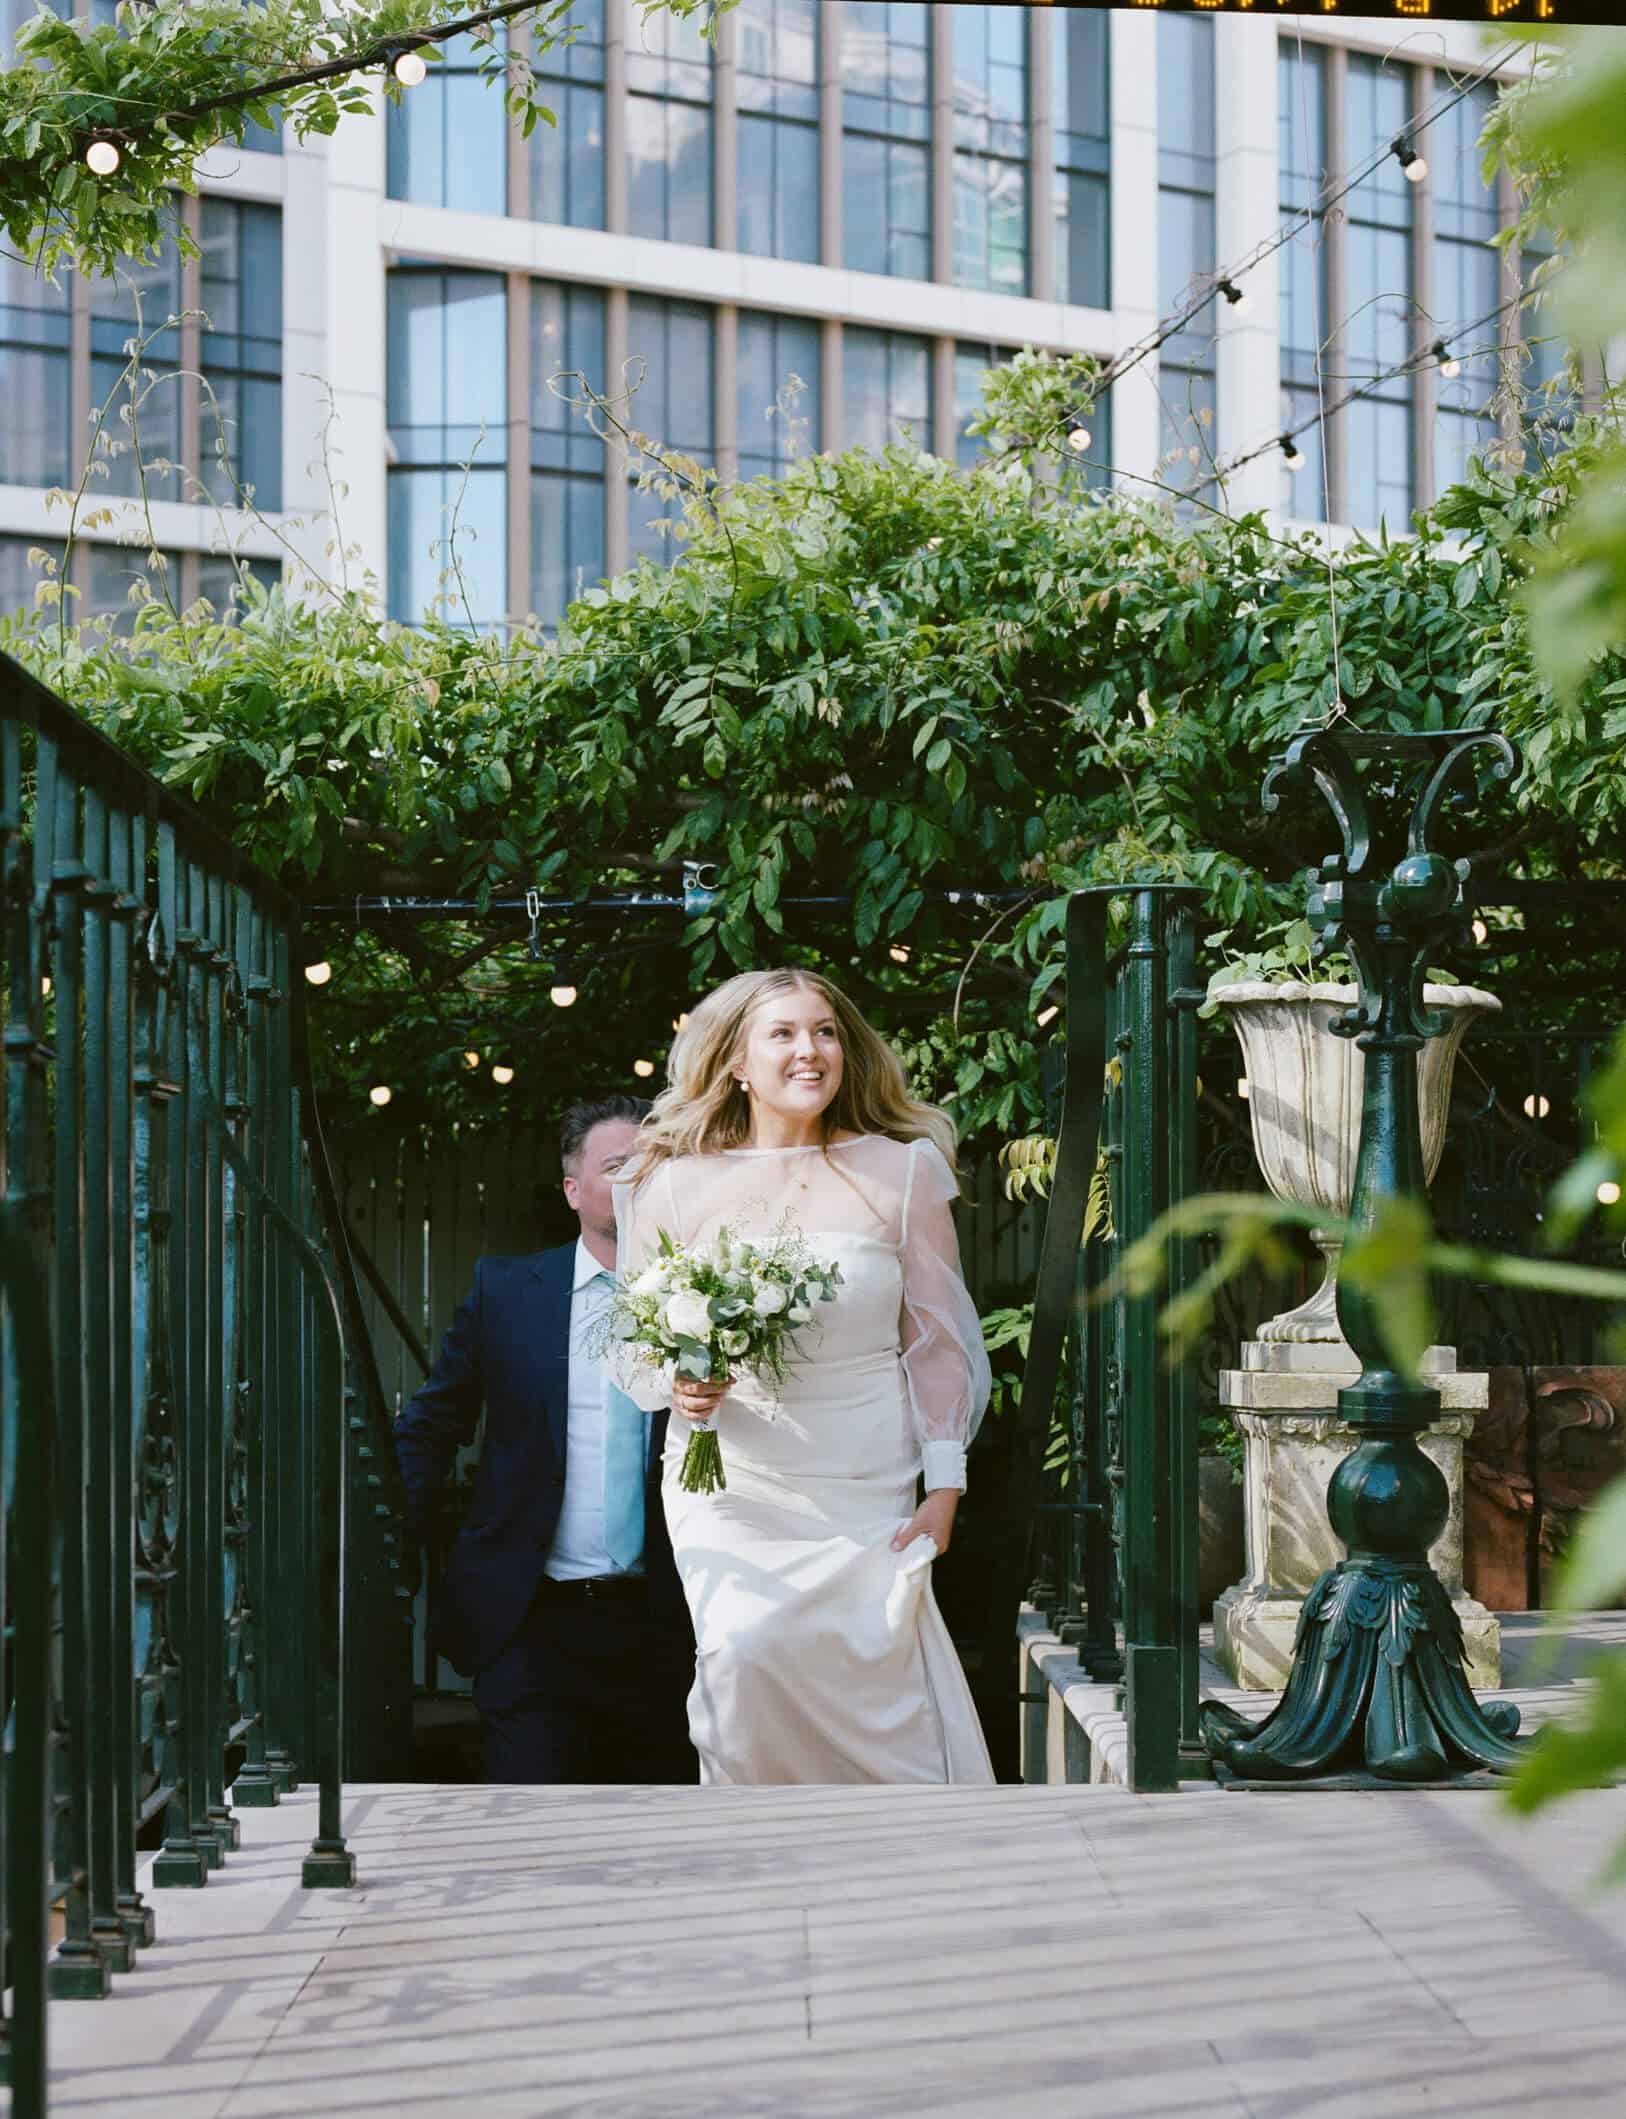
[562,1118,641,1246]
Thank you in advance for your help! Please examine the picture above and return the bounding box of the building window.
[387,30,507,214]
[1053,7,1110,312]
[951,5,1027,297]
[843,326,930,452]
[626,0,713,246]
[1343,54,1416,531]
[90,240,185,503]
[952,342,1016,468]
[0,257,69,489]
[1157,15,1217,508]
[198,200,282,511]
[625,295,713,565]
[0,533,40,618]
[737,312,821,480]
[531,280,606,626]
[842,3,931,281]
[198,555,281,612]
[84,543,182,632]
[386,268,508,627]
[528,0,605,228]
[1278,40,1328,521]
[737,0,820,264]
[1062,386,1112,496]
[1432,80,1501,499]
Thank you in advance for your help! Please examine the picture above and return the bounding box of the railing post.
[1164,896,1204,1761]
[44,739,114,1997]
[262,924,303,1793]
[200,871,240,1858]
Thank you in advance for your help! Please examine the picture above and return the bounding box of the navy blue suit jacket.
[394,1244,686,1679]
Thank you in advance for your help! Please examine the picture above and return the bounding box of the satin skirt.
[661,1354,995,1786]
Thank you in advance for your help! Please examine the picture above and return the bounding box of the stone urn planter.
[1209,980,1500,1347]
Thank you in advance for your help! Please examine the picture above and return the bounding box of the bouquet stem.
[679,1427,726,1495]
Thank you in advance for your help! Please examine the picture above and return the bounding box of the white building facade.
[0,3,1568,631]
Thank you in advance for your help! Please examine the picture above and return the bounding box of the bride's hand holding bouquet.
[604,1225,842,1493]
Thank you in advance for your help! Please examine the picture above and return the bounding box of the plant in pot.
[1201,918,1499,1354]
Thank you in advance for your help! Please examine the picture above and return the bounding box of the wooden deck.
[37,1767,1626,2118]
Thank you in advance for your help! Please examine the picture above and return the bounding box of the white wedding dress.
[615,1133,995,1785]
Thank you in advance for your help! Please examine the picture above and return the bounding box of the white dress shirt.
[545,1240,643,1580]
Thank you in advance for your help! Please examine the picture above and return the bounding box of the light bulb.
[1237,1078,1251,1101]
[1471,918,1488,945]
[1067,426,1092,454]
[633,1059,655,1079]
[1598,1180,1622,1207]
[1404,156,1428,184]
[462,1049,481,1070]
[1280,436,1306,472]
[1393,140,1428,184]
[392,48,428,87]
[1432,339,1462,381]
[42,975,53,997]
[1219,280,1249,315]
[1036,1004,1060,1029]
[889,944,911,964]
[491,1063,515,1086]
[1523,1093,1551,1120]
[369,1084,393,1108]
[550,984,578,1009]
[673,1012,691,1032]
[304,959,332,986]
[85,138,121,177]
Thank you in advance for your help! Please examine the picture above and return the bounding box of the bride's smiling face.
[734,983,844,1128]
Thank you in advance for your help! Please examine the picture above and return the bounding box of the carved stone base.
[1211,1340,1501,1691]
[1215,1580,1502,1693]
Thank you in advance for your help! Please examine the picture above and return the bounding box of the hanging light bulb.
[392,47,429,87]
[889,943,911,964]
[304,959,333,987]
[633,1059,656,1079]
[1237,1078,1251,1101]
[462,1049,481,1070]
[1471,918,1489,945]
[673,1012,691,1032]
[1279,435,1306,472]
[1598,1180,1622,1207]
[1523,1093,1551,1120]
[1432,339,1462,381]
[369,1084,393,1108]
[491,1063,515,1086]
[42,975,53,997]
[1219,279,1250,315]
[550,983,578,1009]
[85,137,121,177]
[1393,137,1427,184]
[1067,426,1092,454]
[1036,1004,1060,1029]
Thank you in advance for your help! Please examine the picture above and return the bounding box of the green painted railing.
[1021,886,1205,1791]
[0,653,414,2117]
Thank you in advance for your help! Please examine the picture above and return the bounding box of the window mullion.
[1411,65,1436,514]
[606,7,629,233]
[604,287,630,572]
[507,270,531,627]
[930,8,951,285]
[1028,5,1055,304]
[820,0,843,268]
[716,302,739,485]
[180,196,203,516]
[715,3,738,255]
[931,334,955,459]
[1323,42,1347,527]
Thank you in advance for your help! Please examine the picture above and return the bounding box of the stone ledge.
[1221,1367,1489,1412]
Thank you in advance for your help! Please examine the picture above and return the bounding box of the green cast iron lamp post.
[1202,724,1526,1783]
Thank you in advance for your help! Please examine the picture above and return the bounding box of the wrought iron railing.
[1019,886,1206,1792]
[0,652,414,2117]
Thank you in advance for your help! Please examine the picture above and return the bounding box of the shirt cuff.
[921,1439,967,1493]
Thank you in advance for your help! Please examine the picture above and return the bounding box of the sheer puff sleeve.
[611,1162,681,1412]
[900,1138,991,1494]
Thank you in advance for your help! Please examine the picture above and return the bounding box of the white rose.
[665,1289,715,1341]
[720,1328,751,1358]
[752,1279,789,1317]
[786,1303,813,1326]
[631,1261,670,1296]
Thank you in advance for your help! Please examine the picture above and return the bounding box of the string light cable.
[1219,292,1524,482]
[1038,38,1524,452]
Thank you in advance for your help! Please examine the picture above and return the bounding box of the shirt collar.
[572,1238,612,1293]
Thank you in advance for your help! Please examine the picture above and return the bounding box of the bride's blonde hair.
[623,968,958,1180]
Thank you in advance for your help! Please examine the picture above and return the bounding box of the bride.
[613,966,995,1785]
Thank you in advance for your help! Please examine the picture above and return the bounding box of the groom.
[394,1095,696,1783]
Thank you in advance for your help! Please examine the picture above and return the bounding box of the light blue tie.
[597,1272,650,1572]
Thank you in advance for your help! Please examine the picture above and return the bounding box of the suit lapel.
[531,1246,575,1460]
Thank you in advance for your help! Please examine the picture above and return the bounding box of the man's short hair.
[560,1095,651,1174]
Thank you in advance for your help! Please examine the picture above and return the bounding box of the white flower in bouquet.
[595,1222,844,1494]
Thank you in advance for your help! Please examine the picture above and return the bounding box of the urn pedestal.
[1208,979,1502,1696]
[1212,1339,1501,1692]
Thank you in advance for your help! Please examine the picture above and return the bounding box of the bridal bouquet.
[605,1226,843,1494]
